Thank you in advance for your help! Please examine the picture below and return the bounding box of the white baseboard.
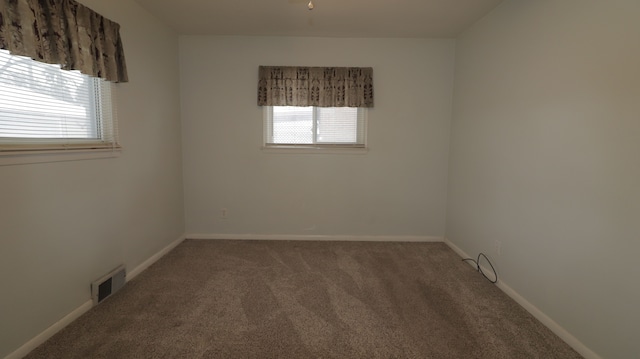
[186,233,443,242]
[4,300,93,359]
[5,235,186,359]
[127,235,186,281]
[444,238,601,359]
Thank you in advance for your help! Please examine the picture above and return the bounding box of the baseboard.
[186,233,443,242]
[127,235,186,281]
[4,300,93,359]
[5,235,186,359]
[444,238,601,359]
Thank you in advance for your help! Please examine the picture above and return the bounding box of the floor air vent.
[91,265,126,305]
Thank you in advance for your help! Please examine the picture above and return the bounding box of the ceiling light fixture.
[308,0,314,10]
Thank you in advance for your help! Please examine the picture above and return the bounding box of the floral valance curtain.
[258,66,373,108]
[0,0,128,83]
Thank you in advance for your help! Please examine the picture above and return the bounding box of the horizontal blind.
[0,49,118,152]
[316,107,362,144]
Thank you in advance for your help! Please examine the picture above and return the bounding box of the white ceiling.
[132,0,504,38]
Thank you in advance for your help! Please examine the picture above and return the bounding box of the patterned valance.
[258,66,373,108]
[0,0,128,83]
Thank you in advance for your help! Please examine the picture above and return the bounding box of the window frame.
[263,106,368,153]
[0,50,121,166]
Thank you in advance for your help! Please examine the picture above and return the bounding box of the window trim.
[0,141,122,152]
[260,145,368,155]
[263,106,368,151]
[0,147,121,166]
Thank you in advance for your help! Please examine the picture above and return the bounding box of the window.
[0,49,118,155]
[264,106,366,149]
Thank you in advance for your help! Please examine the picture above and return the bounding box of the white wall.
[447,1,640,358]
[0,0,184,357]
[180,36,455,238]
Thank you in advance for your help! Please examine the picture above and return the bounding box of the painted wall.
[447,0,640,358]
[180,36,455,238]
[0,0,184,357]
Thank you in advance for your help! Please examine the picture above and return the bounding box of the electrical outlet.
[493,240,502,256]
[221,208,228,219]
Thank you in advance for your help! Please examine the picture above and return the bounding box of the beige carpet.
[26,240,582,358]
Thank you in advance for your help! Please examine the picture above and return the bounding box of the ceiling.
[132,0,504,38]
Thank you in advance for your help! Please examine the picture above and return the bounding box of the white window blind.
[265,106,366,148]
[0,49,118,152]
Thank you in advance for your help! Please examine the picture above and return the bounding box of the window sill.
[261,146,368,155]
[0,148,122,166]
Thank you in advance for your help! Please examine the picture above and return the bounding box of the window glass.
[266,106,366,148]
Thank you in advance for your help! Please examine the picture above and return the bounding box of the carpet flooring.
[26,240,582,358]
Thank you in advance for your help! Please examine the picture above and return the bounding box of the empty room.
[1,0,638,358]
